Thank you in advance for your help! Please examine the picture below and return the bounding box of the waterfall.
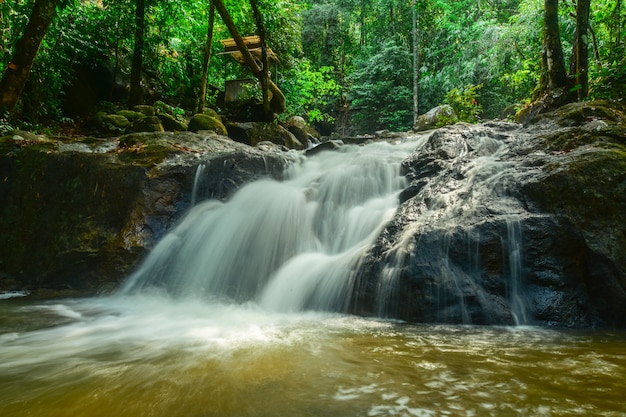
[120,138,423,312]
[505,218,528,325]
[191,163,206,206]
[121,126,532,324]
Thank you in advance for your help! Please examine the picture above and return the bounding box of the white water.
[2,134,626,417]
[121,137,427,312]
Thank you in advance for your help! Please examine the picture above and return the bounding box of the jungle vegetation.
[1,0,625,134]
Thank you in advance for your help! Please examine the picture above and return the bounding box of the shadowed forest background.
[1,0,625,135]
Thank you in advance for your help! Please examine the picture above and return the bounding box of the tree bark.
[412,0,419,126]
[210,0,286,114]
[572,0,590,100]
[196,3,215,113]
[541,0,569,95]
[0,0,60,116]
[129,0,145,106]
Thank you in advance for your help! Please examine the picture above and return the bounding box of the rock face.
[353,101,626,328]
[0,132,294,294]
[1,101,624,329]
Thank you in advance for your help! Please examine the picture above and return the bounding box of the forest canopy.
[1,0,625,135]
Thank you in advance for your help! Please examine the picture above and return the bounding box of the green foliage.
[0,112,14,136]
[3,0,625,132]
[281,60,340,123]
[444,84,483,123]
[348,38,413,132]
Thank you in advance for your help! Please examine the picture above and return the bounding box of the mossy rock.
[201,107,222,120]
[226,121,303,149]
[188,113,227,135]
[133,105,156,117]
[154,100,175,115]
[414,105,458,131]
[116,110,145,122]
[101,114,130,132]
[158,113,188,132]
[128,116,165,133]
[548,100,626,127]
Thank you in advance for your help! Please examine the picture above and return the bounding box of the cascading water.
[120,137,426,312]
[190,163,206,206]
[121,128,533,323]
[3,128,625,417]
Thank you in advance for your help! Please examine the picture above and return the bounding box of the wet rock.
[353,104,626,328]
[0,132,294,295]
[305,140,343,156]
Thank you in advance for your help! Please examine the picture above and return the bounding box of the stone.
[0,132,294,294]
[133,105,156,117]
[116,110,145,122]
[352,105,626,328]
[128,116,165,133]
[305,140,343,156]
[225,121,303,149]
[158,113,188,131]
[188,113,228,135]
[413,105,457,131]
[101,114,130,132]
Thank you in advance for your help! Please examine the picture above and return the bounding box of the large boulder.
[353,102,626,328]
[0,131,293,295]
[226,121,304,149]
[413,105,458,131]
[158,113,188,132]
[128,116,164,133]
[99,113,130,133]
[188,113,228,135]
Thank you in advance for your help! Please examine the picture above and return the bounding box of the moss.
[117,110,146,121]
[158,113,188,131]
[133,105,156,117]
[188,113,227,135]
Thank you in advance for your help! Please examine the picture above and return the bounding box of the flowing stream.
[1,136,625,416]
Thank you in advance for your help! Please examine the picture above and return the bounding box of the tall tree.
[129,0,145,106]
[412,0,419,125]
[571,0,591,100]
[540,0,569,96]
[197,2,216,113]
[0,0,60,116]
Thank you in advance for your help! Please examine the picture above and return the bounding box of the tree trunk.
[412,0,419,127]
[0,0,60,116]
[210,0,285,114]
[196,3,215,113]
[572,0,590,100]
[129,0,145,106]
[541,0,569,95]
[250,0,271,118]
